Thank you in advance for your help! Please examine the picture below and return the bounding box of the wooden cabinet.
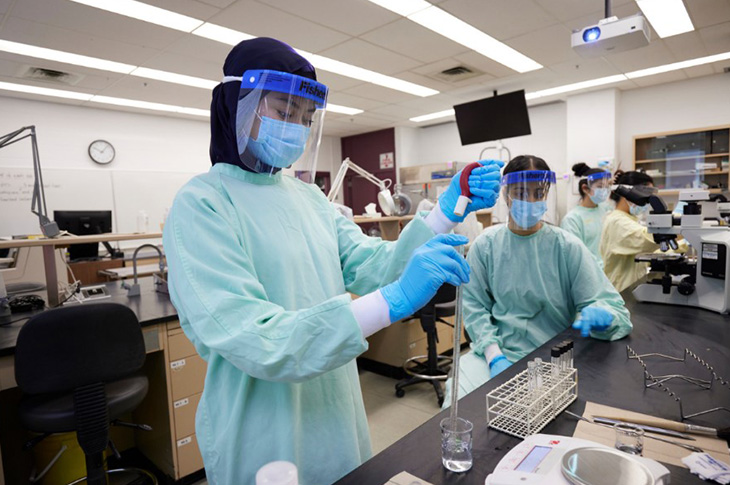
[134,320,207,481]
[634,126,730,196]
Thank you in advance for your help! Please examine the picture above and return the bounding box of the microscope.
[619,185,730,313]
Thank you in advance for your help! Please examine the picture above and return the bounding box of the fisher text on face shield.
[298,80,326,100]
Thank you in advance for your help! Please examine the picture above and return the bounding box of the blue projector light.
[583,27,601,42]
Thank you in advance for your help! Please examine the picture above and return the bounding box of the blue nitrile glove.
[572,306,614,337]
[489,355,512,378]
[439,160,504,222]
[380,234,470,322]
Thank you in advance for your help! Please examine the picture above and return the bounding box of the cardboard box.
[362,315,466,368]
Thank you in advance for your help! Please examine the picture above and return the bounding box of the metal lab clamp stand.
[486,361,578,439]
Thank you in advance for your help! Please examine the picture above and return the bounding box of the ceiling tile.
[98,76,211,108]
[326,92,386,111]
[663,31,709,60]
[342,82,417,104]
[0,0,11,16]
[138,51,221,80]
[2,16,162,66]
[163,35,232,67]
[318,38,422,75]
[194,0,236,9]
[369,103,424,119]
[256,0,399,37]
[390,70,461,93]
[9,0,186,50]
[534,0,614,23]
[360,18,471,64]
[0,88,87,110]
[315,70,366,92]
[439,0,558,41]
[135,0,220,20]
[208,1,349,53]
[562,3,642,32]
[506,23,582,67]
[685,0,730,29]
[548,56,622,83]
[684,64,717,78]
[698,22,730,53]
[603,40,676,73]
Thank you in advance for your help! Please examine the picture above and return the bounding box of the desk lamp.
[328,157,408,216]
[0,126,60,238]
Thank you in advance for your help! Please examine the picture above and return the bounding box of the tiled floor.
[192,368,445,484]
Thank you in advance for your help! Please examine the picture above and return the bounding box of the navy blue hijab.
[209,38,317,169]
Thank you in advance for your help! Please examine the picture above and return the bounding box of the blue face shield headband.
[222,69,328,177]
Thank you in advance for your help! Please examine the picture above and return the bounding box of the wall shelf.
[634,127,730,196]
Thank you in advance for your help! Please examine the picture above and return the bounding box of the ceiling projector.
[572,14,650,57]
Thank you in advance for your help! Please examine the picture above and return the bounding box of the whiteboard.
[0,166,200,243]
[0,167,114,236]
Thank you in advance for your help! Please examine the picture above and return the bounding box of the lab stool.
[15,303,157,485]
[395,284,456,407]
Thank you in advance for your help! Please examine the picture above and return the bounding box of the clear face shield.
[501,170,557,229]
[223,69,328,180]
[585,171,612,204]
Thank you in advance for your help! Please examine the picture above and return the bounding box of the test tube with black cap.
[551,346,560,380]
[567,341,574,368]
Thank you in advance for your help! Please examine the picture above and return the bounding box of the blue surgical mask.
[510,199,547,229]
[589,188,609,205]
[248,115,310,168]
[629,203,649,217]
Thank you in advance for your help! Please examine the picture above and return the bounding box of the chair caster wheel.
[395,388,405,398]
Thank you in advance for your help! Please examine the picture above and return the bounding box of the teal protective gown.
[162,163,436,484]
[455,224,632,397]
[560,204,611,267]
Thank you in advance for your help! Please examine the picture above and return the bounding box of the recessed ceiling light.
[367,1,542,74]
[327,104,365,116]
[526,74,628,99]
[69,0,203,32]
[191,23,255,45]
[636,0,694,38]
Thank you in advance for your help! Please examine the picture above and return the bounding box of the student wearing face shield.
[162,38,504,485]
[560,164,613,267]
[442,155,632,406]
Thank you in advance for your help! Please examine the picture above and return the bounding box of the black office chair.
[395,284,457,407]
[15,303,157,485]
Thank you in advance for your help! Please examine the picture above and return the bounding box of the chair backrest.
[15,303,145,395]
[429,284,456,306]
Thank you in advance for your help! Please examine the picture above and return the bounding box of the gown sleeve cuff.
[424,202,458,235]
[351,290,392,338]
[485,343,504,363]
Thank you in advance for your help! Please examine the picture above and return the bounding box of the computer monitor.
[453,90,532,146]
[54,210,113,261]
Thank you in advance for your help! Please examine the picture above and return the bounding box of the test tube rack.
[486,362,577,439]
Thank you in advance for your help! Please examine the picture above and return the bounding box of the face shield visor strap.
[222,69,328,178]
[611,184,658,206]
[500,171,556,229]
